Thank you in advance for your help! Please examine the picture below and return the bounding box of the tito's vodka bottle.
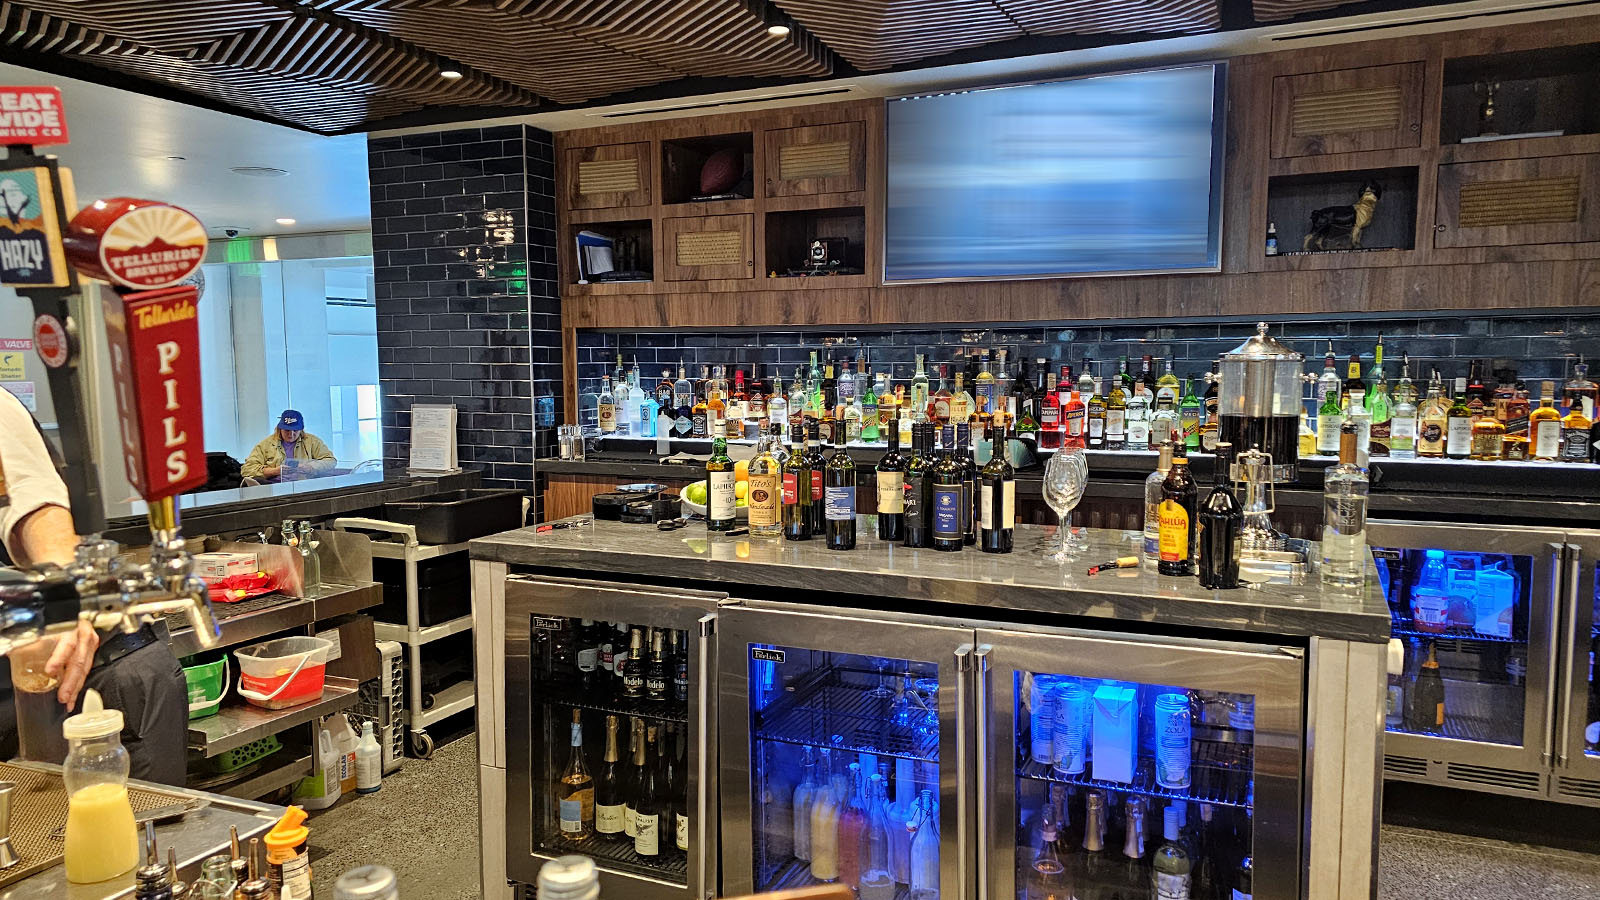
[1321,422,1369,588]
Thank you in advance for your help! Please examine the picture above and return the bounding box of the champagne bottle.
[624,717,643,837]
[594,715,625,837]
[555,708,594,841]
[634,726,662,857]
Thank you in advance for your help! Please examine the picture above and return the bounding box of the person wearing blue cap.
[240,409,337,482]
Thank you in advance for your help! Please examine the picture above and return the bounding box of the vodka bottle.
[1321,422,1369,588]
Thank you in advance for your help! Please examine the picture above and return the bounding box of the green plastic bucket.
[182,656,229,720]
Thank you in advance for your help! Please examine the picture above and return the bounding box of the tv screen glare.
[885,64,1226,283]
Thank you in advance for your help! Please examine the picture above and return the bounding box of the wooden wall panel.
[542,475,697,523]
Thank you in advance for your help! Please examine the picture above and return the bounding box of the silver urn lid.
[1222,322,1302,362]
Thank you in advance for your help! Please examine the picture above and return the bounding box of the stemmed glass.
[1042,447,1089,561]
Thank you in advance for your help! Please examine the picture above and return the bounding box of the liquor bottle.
[1342,353,1363,408]
[898,387,915,446]
[1201,361,1221,452]
[598,375,617,435]
[879,374,899,436]
[690,378,709,439]
[1315,344,1341,412]
[634,726,662,857]
[949,372,973,448]
[1530,381,1563,461]
[980,415,1015,554]
[1321,423,1369,589]
[621,629,645,699]
[825,431,857,551]
[843,395,864,444]
[594,715,626,837]
[768,373,788,428]
[1105,374,1128,451]
[1265,221,1278,256]
[783,424,813,541]
[708,368,729,428]
[1016,385,1040,442]
[1143,441,1175,562]
[1445,378,1473,460]
[1367,340,1391,457]
[931,433,964,552]
[821,362,839,412]
[1562,396,1594,462]
[1027,821,1070,900]
[1563,362,1599,412]
[750,369,769,421]
[1197,443,1243,591]
[1470,407,1506,461]
[791,368,809,425]
[706,431,736,531]
[1087,378,1107,450]
[1346,388,1372,468]
[792,746,818,862]
[1407,641,1446,734]
[838,764,868,889]
[1076,359,1097,403]
[1157,457,1198,576]
[877,425,906,541]
[726,369,747,422]
[1390,357,1418,459]
[748,432,782,537]
[810,748,842,882]
[1179,378,1203,452]
[1465,360,1488,419]
[855,356,871,409]
[597,621,618,697]
[1126,378,1151,452]
[1063,388,1087,449]
[1152,805,1192,900]
[1137,355,1156,405]
[556,709,594,841]
[861,374,880,443]
[1037,370,1062,450]
[645,629,669,702]
[1316,379,1342,457]
[904,423,935,549]
[975,350,998,414]
[910,354,931,422]
[672,630,689,703]
[959,425,979,546]
[930,365,952,427]
[859,774,897,900]
[640,389,660,440]
[806,422,827,534]
[1416,372,1449,459]
[1156,358,1180,409]
[837,357,855,404]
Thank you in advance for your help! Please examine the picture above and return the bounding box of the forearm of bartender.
[13,501,98,710]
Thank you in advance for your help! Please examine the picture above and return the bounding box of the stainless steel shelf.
[366,539,470,561]
[216,753,312,800]
[1391,625,1524,645]
[416,679,475,729]
[188,676,361,757]
[373,612,474,646]
[167,581,381,658]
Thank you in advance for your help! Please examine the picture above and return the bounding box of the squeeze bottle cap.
[62,689,123,740]
[263,805,309,852]
[538,855,599,900]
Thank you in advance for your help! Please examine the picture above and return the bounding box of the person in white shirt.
[0,389,187,783]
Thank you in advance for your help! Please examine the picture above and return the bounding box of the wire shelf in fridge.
[537,828,689,883]
[754,678,940,764]
[536,688,690,724]
[758,858,917,900]
[1016,738,1254,810]
[1390,625,1524,646]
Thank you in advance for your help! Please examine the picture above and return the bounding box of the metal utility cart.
[331,517,476,758]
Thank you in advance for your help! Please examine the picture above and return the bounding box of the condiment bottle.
[264,805,313,899]
[63,689,139,884]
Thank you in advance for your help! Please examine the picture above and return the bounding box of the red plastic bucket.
[236,637,332,710]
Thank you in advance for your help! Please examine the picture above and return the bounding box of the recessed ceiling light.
[767,24,791,36]
[275,218,297,226]
[439,68,463,80]
[231,166,290,178]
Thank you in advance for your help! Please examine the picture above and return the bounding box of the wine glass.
[1041,448,1089,561]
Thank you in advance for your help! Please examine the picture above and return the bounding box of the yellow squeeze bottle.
[63,690,139,883]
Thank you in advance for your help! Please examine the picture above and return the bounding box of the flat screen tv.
[884,64,1226,283]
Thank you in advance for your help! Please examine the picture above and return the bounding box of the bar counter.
[473,516,1390,641]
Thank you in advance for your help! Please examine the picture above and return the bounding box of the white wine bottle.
[556,708,593,841]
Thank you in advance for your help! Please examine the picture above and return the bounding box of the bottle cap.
[333,865,398,900]
[538,855,600,900]
[62,689,122,740]
[263,805,309,852]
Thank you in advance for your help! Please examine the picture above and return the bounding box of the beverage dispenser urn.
[1217,323,1308,482]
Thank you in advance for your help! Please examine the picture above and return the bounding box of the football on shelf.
[699,148,744,195]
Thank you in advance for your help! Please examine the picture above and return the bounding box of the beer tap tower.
[0,112,218,656]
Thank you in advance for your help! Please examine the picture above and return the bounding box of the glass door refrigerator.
[1368,522,1565,797]
[1554,530,1600,805]
[977,624,1305,900]
[503,575,728,900]
[719,602,974,900]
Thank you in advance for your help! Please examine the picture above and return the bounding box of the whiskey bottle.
[1470,409,1507,461]
[706,431,736,531]
[825,431,857,551]
[876,425,906,541]
[646,628,669,702]
[594,715,626,837]
[1445,378,1473,460]
[1416,371,1449,459]
[1562,396,1594,462]
[1530,381,1563,461]
[980,414,1015,554]
[556,709,594,841]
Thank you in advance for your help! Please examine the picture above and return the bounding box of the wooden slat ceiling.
[770,0,1222,70]
[0,0,1412,133]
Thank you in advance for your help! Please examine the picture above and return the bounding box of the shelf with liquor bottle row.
[589,338,1600,466]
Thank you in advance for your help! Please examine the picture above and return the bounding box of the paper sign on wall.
[3,381,34,412]
[0,87,68,145]
[408,404,459,473]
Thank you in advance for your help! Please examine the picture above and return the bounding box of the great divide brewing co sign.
[64,198,206,291]
[0,87,68,146]
[101,283,206,498]
[0,162,72,289]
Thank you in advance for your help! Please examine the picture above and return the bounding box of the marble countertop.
[472,516,1392,642]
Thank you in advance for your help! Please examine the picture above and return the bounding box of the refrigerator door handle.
[973,644,992,900]
[1543,542,1564,767]
[954,643,974,900]
[1556,545,1581,768]
[696,613,716,899]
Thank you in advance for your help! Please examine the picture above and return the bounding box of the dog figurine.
[1304,181,1382,251]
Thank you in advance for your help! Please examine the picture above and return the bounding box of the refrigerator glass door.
[1369,523,1563,775]
[976,626,1304,900]
[504,575,725,899]
[719,604,972,900]
[1554,538,1600,799]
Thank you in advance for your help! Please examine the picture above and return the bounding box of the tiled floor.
[312,733,1600,898]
